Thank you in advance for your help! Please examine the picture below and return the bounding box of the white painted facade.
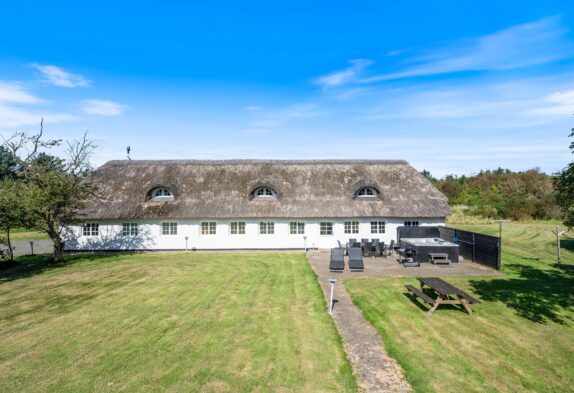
[63,217,445,251]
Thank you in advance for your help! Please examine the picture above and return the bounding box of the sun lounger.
[348,247,364,272]
[329,247,345,272]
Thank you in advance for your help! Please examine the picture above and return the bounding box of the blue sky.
[1,1,574,176]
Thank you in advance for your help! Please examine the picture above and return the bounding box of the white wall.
[63,217,445,251]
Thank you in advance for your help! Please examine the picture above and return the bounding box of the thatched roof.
[77,160,450,220]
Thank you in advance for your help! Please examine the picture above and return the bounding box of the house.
[63,159,450,251]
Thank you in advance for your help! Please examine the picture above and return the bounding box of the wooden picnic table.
[405,277,480,315]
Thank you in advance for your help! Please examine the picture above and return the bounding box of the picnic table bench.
[429,252,451,265]
[405,277,480,315]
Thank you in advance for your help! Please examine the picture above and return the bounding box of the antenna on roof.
[127,146,131,160]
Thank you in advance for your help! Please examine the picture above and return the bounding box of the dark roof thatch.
[78,160,450,220]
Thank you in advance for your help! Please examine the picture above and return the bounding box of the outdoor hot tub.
[399,237,459,263]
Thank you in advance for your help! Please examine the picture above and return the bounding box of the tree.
[554,129,574,229]
[420,169,436,182]
[3,121,97,262]
[0,180,27,261]
[0,145,17,180]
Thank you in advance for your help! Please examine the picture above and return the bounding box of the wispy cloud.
[362,16,573,82]
[244,105,263,112]
[0,81,77,128]
[249,103,324,127]
[0,82,43,104]
[31,63,91,87]
[314,59,373,87]
[81,99,127,116]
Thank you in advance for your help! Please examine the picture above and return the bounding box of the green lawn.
[9,227,50,242]
[0,253,356,392]
[345,221,574,393]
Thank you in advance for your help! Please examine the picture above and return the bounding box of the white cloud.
[249,103,324,127]
[0,82,42,104]
[362,16,573,82]
[244,106,263,112]
[81,99,127,116]
[0,104,78,128]
[31,63,91,88]
[314,59,373,87]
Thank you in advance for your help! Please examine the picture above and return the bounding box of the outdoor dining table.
[415,277,480,315]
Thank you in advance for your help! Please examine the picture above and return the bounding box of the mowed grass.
[9,227,50,242]
[0,252,356,392]
[345,222,574,393]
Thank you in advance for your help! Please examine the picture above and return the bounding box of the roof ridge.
[102,159,410,167]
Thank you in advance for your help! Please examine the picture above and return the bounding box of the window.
[404,221,419,227]
[122,223,138,236]
[371,221,385,234]
[82,223,99,237]
[290,222,305,235]
[259,221,275,234]
[149,187,174,201]
[320,222,333,236]
[230,222,245,235]
[355,187,379,198]
[252,187,276,198]
[162,222,178,235]
[201,222,217,235]
[344,221,359,234]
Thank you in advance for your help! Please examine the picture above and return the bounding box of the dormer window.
[148,187,174,201]
[355,187,379,198]
[252,187,276,199]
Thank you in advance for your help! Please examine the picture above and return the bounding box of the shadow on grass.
[469,263,574,325]
[560,239,574,252]
[0,253,130,285]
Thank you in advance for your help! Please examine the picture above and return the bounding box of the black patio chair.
[351,241,361,249]
[371,239,380,255]
[361,238,369,246]
[349,238,357,245]
[329,247,345,272]
[388,239,396,254]
[378,242,390,258]
[363,241,372,257]
[348,247,364,272]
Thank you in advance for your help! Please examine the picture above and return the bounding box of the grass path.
[0,253,356,392]
[345,221,574,393]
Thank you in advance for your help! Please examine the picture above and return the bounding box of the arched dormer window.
[252,186,276,199]
[355,187,379,198]
[148,187,174,201]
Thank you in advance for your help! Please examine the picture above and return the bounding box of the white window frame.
[82,223,99,237]
[122,223,138,237]
[289,222,305,235]
[344,221,359,234]
[404,221,420,227]
[259,221,275,235]
[356,187,378,198]
[149,187,174,201]
[230,221,245,235]
[371,221,385,234]
[320,222,333,236]
[201,222,217,235]
[253,187,276,199]
[162,222,178,235]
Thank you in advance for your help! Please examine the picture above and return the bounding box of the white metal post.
[328,278,337,314]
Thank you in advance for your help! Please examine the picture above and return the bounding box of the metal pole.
[29,241,34,256]
[328,277,337,314]
[494,220,509,270]
[551,226,566,265]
